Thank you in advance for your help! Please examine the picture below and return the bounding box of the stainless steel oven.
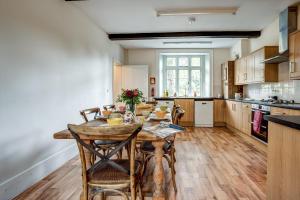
[251,104,270,143]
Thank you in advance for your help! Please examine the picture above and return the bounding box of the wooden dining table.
[53,116,172,200]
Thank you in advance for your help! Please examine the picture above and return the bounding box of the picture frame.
[150,77,156,85]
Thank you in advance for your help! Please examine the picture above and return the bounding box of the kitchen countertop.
[264,115,300,131]
[226,98,300,110]
[154,97,222,101]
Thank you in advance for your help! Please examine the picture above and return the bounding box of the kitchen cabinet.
[213,99,225,126]
[222,61,242,99]
[253,47,278,83]
[271,107,300,116]
[246,55,254,83]
[195,101,213,127]
[156,100,174,109]
[289,31,300,79]
[225,100,233,126]
[234,46,278,85]
[235,58,247,85]
[174,99,194,127]
[267,122,300,200]
[225,100,242,130]
[241,103,252,136]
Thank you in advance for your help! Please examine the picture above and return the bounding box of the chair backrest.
[68,123,142,180]
[173,107,185,125]
[172,104,181,123]
[103,104,116,111]
[80,107,100,122]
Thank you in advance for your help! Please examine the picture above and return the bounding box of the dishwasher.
[195,101,213,127]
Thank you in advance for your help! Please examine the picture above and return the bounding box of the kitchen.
[1,0,300,200]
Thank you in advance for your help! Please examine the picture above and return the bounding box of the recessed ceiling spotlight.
[188,16,196,24]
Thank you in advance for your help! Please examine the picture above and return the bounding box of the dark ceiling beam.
[108,31,261,41]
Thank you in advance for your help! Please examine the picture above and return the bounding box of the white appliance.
[195,101,213,127]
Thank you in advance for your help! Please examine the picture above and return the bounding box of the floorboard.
[14,127,267,200]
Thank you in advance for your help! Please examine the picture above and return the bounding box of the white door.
[195,101,213,127]
[120,65,149,100]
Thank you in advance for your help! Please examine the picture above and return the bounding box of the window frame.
[162,54,206,96]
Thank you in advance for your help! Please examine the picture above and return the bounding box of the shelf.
[263,55,289,64]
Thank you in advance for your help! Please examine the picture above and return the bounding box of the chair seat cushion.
[94,140,120,146]
[88,159,141,185]
[140,141,171,153]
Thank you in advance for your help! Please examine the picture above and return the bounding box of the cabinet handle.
[248,113,251,123]
[290,61,295,73]
[273,112,286,115]
[244,73,247,81]
[202,102,207,105]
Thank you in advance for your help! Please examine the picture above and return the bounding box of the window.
[161,53,211,97]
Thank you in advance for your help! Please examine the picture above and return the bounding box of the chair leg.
[82,183,89,200]
[131,182,136,200]
[138,182,144,200]
[126,144,131,159]
[99,192,105,200]
[170,150,177,193]
[118,148,123,159]
[141,154,153,176]
[163,155,172,168]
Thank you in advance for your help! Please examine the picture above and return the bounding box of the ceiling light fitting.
[188,16,196,24]
[163,41,213,45]
[157,7,238,17]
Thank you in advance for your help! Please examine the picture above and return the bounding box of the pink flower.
[133,89,139,97]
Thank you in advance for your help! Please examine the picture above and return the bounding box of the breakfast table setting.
[53,99,183,200]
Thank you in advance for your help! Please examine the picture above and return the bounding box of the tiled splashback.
[244,80,300,103]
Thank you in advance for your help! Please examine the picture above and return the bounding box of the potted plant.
[116,89,143,113]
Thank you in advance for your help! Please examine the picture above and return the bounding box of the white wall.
[213,49,231,96]
[0,0,124,199]
[249,18,280,52]
[125,48,231,97]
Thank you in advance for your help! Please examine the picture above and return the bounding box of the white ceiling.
[71,0,299,49]
[115,38,240,49]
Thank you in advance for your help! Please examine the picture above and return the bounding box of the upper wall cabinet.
[289,31,300,79]
[235,46,279,85]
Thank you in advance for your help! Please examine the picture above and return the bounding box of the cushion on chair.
[140,141,171,153]
[88,159,141,185]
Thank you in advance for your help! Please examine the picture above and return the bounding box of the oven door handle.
[251,110,270,114]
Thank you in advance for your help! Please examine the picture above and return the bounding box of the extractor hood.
[263,6,297,64]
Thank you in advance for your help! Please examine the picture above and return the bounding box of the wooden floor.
[14,127,267,200]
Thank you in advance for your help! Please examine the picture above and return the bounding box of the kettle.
[235,93,242,100]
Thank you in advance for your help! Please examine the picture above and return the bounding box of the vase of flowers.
[117,89,143,113]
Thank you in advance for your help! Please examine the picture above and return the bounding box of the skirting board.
[0,144,78,200]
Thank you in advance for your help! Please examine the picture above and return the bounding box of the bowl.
[141,110,151,117]
[107,118,123,126]
[155,111,166,119]
[102,110,112,117]
[160,105,168,112]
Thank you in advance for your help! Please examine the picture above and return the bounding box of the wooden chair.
[80,107,101,122]
[68,123,144,200]
[80,108,122,159]
[140,107,185,193]
[103,105,116,111]
[171,104,181,123]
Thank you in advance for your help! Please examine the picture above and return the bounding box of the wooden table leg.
[152,140,166,200]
